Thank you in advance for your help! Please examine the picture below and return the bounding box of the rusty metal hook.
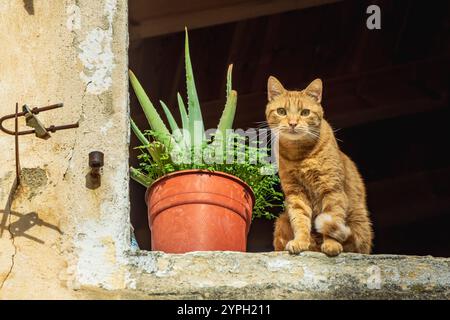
[0,102,79,186]
[0,103,79,138]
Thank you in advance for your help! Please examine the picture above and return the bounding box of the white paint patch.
[75,159,130,289]
[104,0,117,25]
[66,4,81,31]
[75,220,118,289]
[78,0,117,95]
[314,213,333,233]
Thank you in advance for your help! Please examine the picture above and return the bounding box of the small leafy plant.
[129,29,282,219]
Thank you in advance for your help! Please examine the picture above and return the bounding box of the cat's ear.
[267,76,285,101]
[304,78,323,103]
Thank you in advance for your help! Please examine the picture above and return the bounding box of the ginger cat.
[266,76,373,256]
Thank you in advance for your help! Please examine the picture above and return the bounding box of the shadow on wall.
[0,210,62,244]
[0,178,62,244]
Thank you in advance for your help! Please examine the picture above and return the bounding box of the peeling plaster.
[66,4,81,31]
[75,160,130,289]
[75,220,121,289]
[78,0,117,95]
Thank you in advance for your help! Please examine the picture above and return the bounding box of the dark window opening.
[128,0,450,256]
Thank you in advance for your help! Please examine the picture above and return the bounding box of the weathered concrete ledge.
[125,251,450,299]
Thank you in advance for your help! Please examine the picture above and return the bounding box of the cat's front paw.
[286,239,310,254]
[321,239,343,256]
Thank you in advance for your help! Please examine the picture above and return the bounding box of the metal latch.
[0,103,79,185]
[0,103,79,138]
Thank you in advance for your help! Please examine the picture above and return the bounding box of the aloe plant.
[129,29,283,219]
[129,28,237,187]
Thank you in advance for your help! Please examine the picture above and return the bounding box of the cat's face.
[265,76,324,142]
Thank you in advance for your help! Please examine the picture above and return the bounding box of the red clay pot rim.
[144,169,255,207]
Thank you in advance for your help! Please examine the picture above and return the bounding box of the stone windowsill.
[123,250,450,299]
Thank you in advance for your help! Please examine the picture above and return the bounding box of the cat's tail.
[344,209,374,254]
[314,213,352,243]
[273,212,293,251]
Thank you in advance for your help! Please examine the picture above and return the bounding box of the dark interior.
[129,0,450,256]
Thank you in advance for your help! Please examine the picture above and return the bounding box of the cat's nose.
[289,122,297,128]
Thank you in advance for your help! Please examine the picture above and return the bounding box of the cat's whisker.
[305,130,326,143]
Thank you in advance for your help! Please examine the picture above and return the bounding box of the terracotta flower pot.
[145,170,255,253]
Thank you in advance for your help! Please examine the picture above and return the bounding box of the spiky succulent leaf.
[217,90,237,134]
[175,93,190,149]
[130,119,149,146]
[217,90,237,149]
[159,100,178,132]
[129,70,172,148]
[160,100,187,149]
[177,92,189,131]
[184,28,205,146]
[218,64,236,135]
[226,64,233,98]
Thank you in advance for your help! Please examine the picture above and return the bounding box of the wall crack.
[0,223,17,291]
[0,179,19,291]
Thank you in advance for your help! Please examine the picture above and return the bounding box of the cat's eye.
[301,109,310,116]
[277,108,286,116]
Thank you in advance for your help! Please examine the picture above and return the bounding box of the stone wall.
[0,0,130,298]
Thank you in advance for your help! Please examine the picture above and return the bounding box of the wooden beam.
[129,0,341,40]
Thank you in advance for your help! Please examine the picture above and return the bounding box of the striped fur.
[267,77,373,256]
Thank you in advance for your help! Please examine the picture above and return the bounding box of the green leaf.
[216,65,236,149]
[184,28,205,146]
[217,89,237,138]
[129,70,172,148]
[177,92,189,131]
[159,100,179,132]
[226,64,233,98]
[130,119,149,146]
[160,100,187,149]
[177,93,190,148]
[130,166,153,188]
